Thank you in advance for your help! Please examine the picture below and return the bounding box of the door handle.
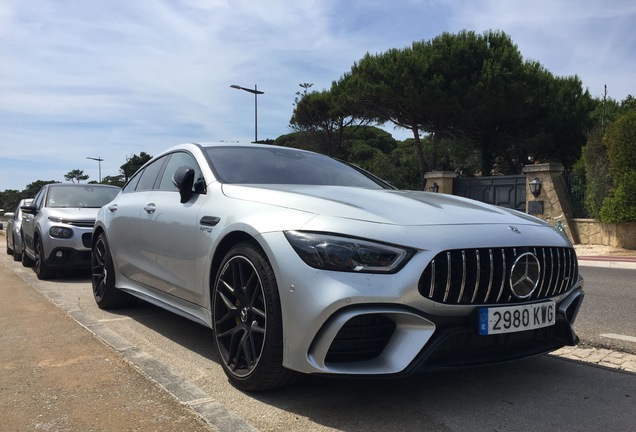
[144,203,156,214]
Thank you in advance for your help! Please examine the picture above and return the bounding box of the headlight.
[49,226,73,239]
[285,231,413,273]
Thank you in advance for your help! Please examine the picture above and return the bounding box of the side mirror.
[172,166,195,203]
[20,204,38,215]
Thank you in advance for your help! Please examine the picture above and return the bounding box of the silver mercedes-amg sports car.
[91,142,584,391]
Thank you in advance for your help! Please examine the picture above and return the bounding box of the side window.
[158,152,205,193]
[122,170,142,193]
[33,188,46,209]
[136,156,168,191]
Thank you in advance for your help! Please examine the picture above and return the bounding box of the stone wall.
[574,219,636,249]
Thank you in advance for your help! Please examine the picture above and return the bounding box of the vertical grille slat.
[419,246,579,306]
[495,249,506,302]
[457,251,467,303]
[443,252,452,302]
[428,259,436,298]
[483,249,494,303]
[470,250,481,304]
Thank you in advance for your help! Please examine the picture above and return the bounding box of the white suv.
[21,183,120,279]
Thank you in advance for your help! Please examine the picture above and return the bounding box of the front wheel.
[92,233,136,309]
[35,238,55,280]
[212,242,298,392]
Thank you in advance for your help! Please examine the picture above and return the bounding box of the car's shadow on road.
[93,297,636,432]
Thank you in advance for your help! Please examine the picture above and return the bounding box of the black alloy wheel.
[213,242,297,392]
[91,233,135,309]
[35,238,55,280]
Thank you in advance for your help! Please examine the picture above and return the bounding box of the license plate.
[479,301,555,335]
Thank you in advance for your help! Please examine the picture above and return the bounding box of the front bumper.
[404,288,584,375]
[42,228,93,268]
[304,287,584,376]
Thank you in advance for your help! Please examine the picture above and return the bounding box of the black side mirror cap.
[20,204,37,215]
[172,166,195,203]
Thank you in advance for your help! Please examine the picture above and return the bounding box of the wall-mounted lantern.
[429,182,439,193]
[529,178,542,198]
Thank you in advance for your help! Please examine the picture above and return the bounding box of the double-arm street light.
[230,84,264,143]
[87,156,103,182]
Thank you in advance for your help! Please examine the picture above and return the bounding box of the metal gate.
[453,175,526,211]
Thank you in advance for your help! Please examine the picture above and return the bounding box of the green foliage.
[328,30,592,183]
[120,152,152,182]
[101,175,126,187]
[64,169,89,183]
[582,128,612,218]
[599,171,636,223]
[0,189,22,215]
[594,109,636,223]
[605,111,636,184]
[0,180,58,214]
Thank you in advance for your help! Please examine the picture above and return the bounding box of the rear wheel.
[21,241,34,267]
[35,238,55,280]
[92,233,136,308]
[212,242,298,392]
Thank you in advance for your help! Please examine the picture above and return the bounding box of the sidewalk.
[574,244,636,270]
[0,255,214,431]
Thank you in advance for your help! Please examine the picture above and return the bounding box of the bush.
[599,171,636,223]
[582,128,611,218]
[606,111,636,183]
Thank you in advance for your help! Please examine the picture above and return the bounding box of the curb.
[577,256,636,270]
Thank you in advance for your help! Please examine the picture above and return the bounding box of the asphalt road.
[577,267,636,355]
[1,249,635,431]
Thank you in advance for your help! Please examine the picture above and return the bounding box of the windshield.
[47,186,120,208]
[205,146,389,189]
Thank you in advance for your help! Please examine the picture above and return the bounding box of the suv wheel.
[35,239,55,280]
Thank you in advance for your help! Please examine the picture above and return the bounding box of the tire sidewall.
[212,242,284,391]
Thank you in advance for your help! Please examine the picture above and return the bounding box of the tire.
[212,242,299,392]
[21,244,34,267]
[92,233,136,309]
[13,249,22,262]
[6,237,13,255]
[35,238,55,280]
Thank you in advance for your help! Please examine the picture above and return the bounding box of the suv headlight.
[285,231,413,273]
[49,226,73,239]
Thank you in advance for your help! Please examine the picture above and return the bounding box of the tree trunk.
[430,132,441,171]
[412,127,427,190]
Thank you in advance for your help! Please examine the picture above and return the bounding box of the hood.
[222,184,545,227]
[44,207,100,222]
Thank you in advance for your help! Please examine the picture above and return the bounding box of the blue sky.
[1,0,635,192]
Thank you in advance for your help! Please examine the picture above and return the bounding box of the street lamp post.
[87,156,104,183]
[230,84,264,143]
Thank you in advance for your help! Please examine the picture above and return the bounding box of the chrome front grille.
[64,219,95,228]
[418,247,578,305]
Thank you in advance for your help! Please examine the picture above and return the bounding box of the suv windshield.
[205,146,389,188]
